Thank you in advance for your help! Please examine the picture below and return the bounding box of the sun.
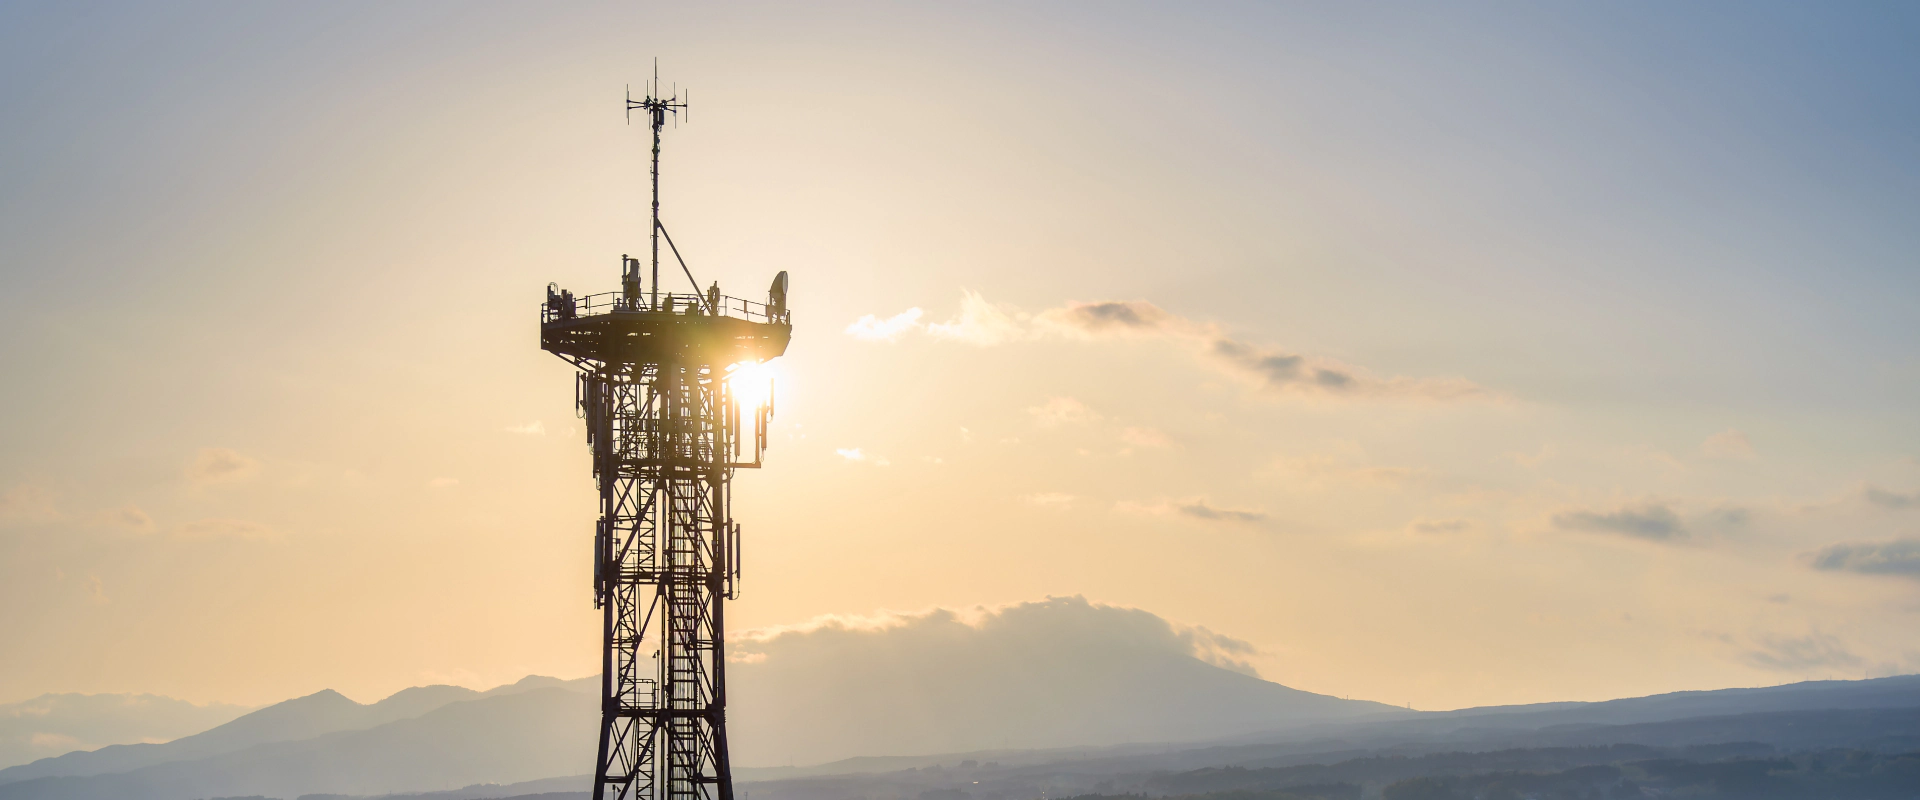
[725,360,776,412]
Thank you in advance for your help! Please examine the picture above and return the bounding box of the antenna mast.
[627,60,687,310]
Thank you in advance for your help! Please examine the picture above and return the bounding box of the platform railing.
[543,289,789,325]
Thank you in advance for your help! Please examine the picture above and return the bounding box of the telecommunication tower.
[540,72,791,800]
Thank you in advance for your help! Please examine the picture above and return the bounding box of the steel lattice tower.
[540,74,791,800]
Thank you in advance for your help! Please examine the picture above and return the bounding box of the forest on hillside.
[1057,747,1920,800]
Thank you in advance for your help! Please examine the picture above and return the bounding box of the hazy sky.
[3,2,1919,713]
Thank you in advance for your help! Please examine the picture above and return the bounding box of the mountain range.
[0,676,588,788]
[0,695,250,772]
[0,599,1916,800]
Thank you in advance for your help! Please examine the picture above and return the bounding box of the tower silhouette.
[540,72,791,800]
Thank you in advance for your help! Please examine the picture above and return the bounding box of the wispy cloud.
[1551,502,1686,542]
[1262,447,1427,493]
[1178,624,1263,677]
[0,484,61,526]
[1044,300,1487,401]
[1120,426,1172,448]
[188,447,260,486]
[1805,538,1920,580]
[1027,396,1100,427]
[836,448,890,466]
[1176,500,1268,523]
[1742,632,1863,672]
[97,506,156,533]
[1021,492,1076,509]
[1864,486,1919,509]
[1701,429,1757,459]
[1409,518,1471,535]
[173,518,278,541]
[503,421,546,435]
[850,294,1031,344]
[1708,506,1752,527]
[849,294,1491,402]
[844,307,925,341]
[1037,300,1183,338]
[1118,497,1268,524]
[927,292,1025,345]
[1507,443,1557,468]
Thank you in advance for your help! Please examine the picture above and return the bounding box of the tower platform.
[542,288,791,366]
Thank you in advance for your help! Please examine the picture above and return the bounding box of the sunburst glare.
[725,360,776,412]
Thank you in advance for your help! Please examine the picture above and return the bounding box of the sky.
[2,2,1919,714]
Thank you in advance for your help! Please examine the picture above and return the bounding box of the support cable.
[655,220,715,312]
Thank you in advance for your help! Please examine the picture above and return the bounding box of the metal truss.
[580,360,757,800]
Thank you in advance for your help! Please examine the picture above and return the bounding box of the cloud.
[1119,498,1268,524]
[1179,627,1263,677]
[29,732,84,752]
[11,498,159,537]
[1120,426,1172,448]
[0,484,61,526]
[1551,502,1686,542]
[173,518,277,541]
[84,574,109,605]
[503,421,546,435]
[1176,500,1268,523]
[836,448,890,466]
[1021,492,1075,509]
[1050,300,1486,401]
[97,506,157,533]
[1864,486,1919,509]
[724,597,1320,766]
[1507,443,1557,468]
[1036,300,1184,337]
[853,294,1490,402]
[1206,339,1363,394]
[927,291,1026,345]
[1409,518,1471,535]
[1805,538,1920,580]
[0,692,253,763]
[844,307,924,342]
[1742,633,1863,672]
[1264,450,1426,492]
[1708,506,1752,527]
[1027,396,1100,427]
[187,448,260,486]
[1701,429,1757,459]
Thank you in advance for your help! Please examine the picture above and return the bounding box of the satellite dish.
[768,271,789,316]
